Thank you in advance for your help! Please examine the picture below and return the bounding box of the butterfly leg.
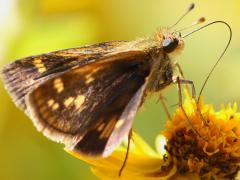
[175,62,184,78]
[173,76,208,140]
[159,94,172,120]
[174,76,208,126]
[175,63,209,127]
[175,62,190,93]
[118,128,132,177]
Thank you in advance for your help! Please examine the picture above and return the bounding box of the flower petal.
[66,132,176,179]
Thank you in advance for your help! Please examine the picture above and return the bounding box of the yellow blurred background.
[0,0,239,179]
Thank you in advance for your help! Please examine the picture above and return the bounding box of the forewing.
[1,41,136,110]
[26,53,151,156]
[74,83,147,157]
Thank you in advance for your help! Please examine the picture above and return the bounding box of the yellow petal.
[66,132,176,179]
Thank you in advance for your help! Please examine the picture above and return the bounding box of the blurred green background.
[0,0,239,179]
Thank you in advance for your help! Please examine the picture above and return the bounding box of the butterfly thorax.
[145,30,185,93]
[146,50,174,93]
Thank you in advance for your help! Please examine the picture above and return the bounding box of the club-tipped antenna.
[176,17,206,32]
[169,3,195,29]
[182,21,232,102]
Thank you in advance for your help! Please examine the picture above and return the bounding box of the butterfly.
[1,3,231,158]
[1,31,184,157]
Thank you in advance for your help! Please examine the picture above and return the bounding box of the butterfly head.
[162,32,184,54]
[155,31,184,56]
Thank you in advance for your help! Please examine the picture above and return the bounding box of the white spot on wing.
[33,58,47,73]
[52,103,59,110]
[47,99,54,107]
[85,74,94,84]
[74,95,85,109]
[53,78,64,93]
[115,119,124,129]
[64,97,74,107]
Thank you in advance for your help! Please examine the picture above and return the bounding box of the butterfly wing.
[1,41,138,110]
[85,83,147,157]
[26,50,151,156]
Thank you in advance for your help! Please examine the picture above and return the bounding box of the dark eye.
[162,38,179,53]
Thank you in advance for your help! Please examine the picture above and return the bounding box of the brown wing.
[73,83,147,157]
[26,52,151,156]
[1,41,141,110]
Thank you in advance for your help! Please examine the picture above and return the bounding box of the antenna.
[182,21,232,102]
[169,3,195,29]
[176,17,206,32]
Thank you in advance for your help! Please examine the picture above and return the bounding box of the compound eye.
[162,38,179,53]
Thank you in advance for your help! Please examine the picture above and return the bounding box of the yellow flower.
[66,90,240,180]
[164,91,240,179]
[66,132,177,180]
